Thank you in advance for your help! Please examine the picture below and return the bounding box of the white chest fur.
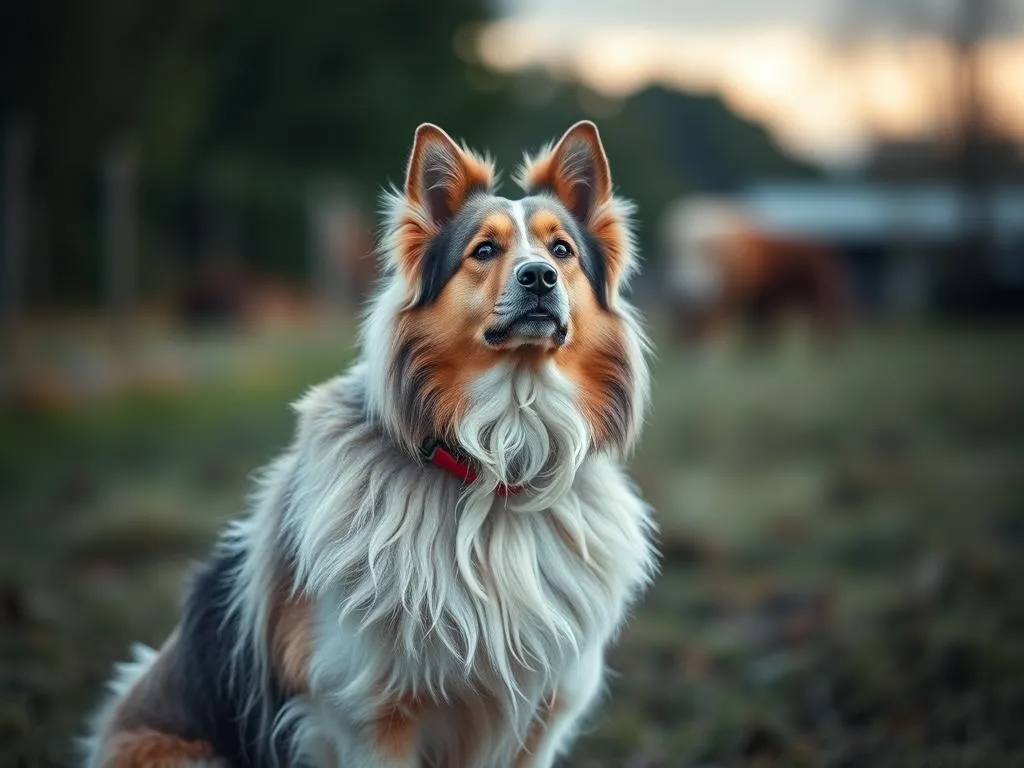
[268,364,655,766]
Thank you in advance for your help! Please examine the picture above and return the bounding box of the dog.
[83,121,657,767]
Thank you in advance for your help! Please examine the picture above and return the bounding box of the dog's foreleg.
[515,648,605,768]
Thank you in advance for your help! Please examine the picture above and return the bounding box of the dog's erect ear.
[405,124,493,227]
[519,121,612,225]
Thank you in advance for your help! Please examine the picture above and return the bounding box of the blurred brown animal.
[670,220,849,344]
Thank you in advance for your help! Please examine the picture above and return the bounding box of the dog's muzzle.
[484,264,569,347]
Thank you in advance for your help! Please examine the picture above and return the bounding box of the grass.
[2,321,1023,766]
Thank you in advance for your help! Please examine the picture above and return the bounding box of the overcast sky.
[499,0,838,31]
[483,0,1024,166]
[496,0,1023,38]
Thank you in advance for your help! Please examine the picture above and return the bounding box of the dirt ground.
[2,322,1023,767]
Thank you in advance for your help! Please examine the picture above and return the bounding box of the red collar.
[420,439,523,497]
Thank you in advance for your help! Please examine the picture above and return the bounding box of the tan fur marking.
[588,202,630,294]
[556,263,631,447]
[397,214,438,282]
[269,582,313,695]
[515,694,563,767]
[374,693,428,760]
[104,729,219,767]
[528,209,578,254]
[520,151,556,198]
[466,212,516,255]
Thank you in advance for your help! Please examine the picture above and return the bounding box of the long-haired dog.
[84,121,656,767]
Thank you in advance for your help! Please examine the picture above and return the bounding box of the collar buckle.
[419,438,440,463]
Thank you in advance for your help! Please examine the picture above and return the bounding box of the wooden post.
[101,140,138,335]
[3,118,31,331]
[308,183,360,312]
[953,0,992,256]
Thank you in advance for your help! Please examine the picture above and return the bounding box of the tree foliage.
[1,1,813,304]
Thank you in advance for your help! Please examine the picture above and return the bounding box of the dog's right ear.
[404,124,494,228]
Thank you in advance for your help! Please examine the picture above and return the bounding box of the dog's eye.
[472,242,497,261]
[551,240,573,259]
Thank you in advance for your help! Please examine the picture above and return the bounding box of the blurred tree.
[1,0,217,304]
[0,0,506,303]
[195,0,511,278]
[1,0,813,307]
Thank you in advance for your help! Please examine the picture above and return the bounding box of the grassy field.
[2,322,1024,767]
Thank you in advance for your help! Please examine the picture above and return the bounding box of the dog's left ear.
[405,123,494,228]
[519,121,635,299]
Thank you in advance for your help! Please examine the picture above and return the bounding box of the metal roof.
[738,183,1024,244]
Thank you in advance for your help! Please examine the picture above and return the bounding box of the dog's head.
[366,121,649,465]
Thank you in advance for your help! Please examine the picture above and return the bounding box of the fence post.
[308,183,362,313]
[3,117,31,332]
[101,140,138,336]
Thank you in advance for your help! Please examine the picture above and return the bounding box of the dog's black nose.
[516,261,558,296]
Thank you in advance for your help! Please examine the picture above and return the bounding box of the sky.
[482,0,1024,167]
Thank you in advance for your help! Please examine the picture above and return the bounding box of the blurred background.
[2,0,1024,765]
